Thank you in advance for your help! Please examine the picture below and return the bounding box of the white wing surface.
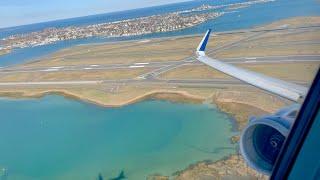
[196,29,308,102]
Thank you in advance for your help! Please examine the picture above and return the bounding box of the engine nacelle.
[240,104,300,175]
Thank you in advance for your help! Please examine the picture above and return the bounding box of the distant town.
[0,11,222,50]
[0,0,274,52]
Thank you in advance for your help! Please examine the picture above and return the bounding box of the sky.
[0,0,189,28]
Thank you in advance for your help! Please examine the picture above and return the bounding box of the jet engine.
[240,104,300,175]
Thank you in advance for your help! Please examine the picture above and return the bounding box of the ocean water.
[0,96,236,180]
[0,0,319,67]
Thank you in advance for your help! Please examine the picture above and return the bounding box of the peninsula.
[0,0,275,51]
[1,12,222,49]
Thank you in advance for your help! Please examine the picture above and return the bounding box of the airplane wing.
[196,29,308,102]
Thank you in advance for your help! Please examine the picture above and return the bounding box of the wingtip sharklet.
[197,29,212,53]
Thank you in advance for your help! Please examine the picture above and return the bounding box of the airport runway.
[137,54,320,79]
[0,55,314,88]
[0,55,318,75]
[0,78,245,88]
[0,77,309,89]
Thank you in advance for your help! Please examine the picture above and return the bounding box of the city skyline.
[0,0,189,28]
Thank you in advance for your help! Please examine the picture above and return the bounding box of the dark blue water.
[0,0,319,67]
[0,96,235,180]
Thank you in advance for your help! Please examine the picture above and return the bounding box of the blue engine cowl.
[240,104,300,175]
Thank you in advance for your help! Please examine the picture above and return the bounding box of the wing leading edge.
[196,30,308,102]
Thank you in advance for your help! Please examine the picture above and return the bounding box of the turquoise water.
[0,96,236,180]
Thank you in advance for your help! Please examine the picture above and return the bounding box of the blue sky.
[0,0,188,28]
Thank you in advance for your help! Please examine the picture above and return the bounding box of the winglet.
[196,29,212,56]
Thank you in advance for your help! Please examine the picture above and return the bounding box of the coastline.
[0,49,11,56]
[3,15,320,67]
[0,87,281,179]
[0,87,286,110]
[0,89,204,108]
[0,87,287,145]
[0,88,273,179]
[0,87,287,132]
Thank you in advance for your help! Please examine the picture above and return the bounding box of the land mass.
[0,16,319,179]
[0,0,274,51]
[0,48,11,56]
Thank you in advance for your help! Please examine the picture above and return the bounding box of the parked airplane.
[196,29,312,175]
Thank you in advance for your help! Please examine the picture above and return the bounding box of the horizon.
[0,0,190,29]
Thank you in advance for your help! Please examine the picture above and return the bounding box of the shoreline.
[0,88,274,132]
[0,49,11,56]
[0,82,288,180]
[0,88,263,178]
[0,79,277,180]
[0,88,277,129]
[3,15,320,67]
[0,89,205,108]
[0,89,262,180]
[0,88,276,110]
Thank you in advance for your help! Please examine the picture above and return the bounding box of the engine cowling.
[240,104,300,175]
